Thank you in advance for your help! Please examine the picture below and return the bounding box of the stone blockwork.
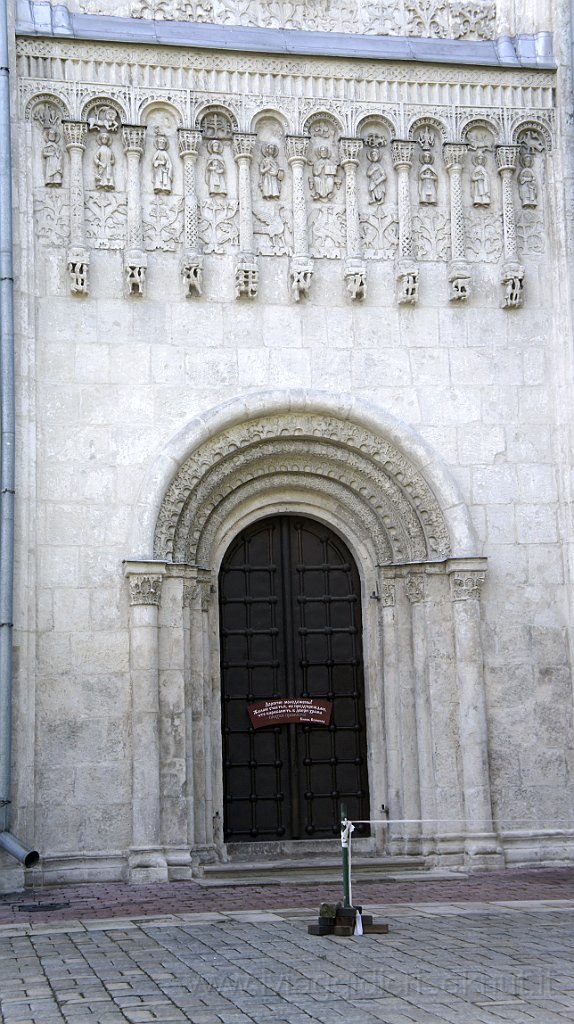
[6,0,574,884]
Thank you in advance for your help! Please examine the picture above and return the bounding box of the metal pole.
[340,802,351,907]
[0,0,15,838]
[0,0,37,867]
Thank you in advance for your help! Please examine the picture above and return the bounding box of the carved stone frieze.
[85,192,127,249]
[413,209,450,261]
[143,197,184,251]
[199,199,239,253]
[129,0,497,40]
[360,207,399,261]
[253,204,291,256]
[153,413,451,565]
[34,192,70,247]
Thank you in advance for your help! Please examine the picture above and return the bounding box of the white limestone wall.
[8,19,574,877]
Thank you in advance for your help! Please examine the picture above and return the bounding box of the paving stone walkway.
[0,901,574,1024]
[0,869,573,1023]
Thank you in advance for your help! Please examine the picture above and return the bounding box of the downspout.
[0,0,38,868]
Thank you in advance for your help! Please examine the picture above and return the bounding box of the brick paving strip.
[0,866,572,925]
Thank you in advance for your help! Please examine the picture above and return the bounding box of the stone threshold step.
[196,867,466,887]
[204,856,425,875]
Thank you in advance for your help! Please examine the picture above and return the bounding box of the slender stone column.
[178,128,203,297]
[448,560,503,869]
[124,561,168,883]
[391,140,418,304]
[339,136,366,301]
[122,125,147,295]
[286,135,313,301]
[496,145,524,307]
[380,574,401,850]
[444,143,471,302]
[158,572,192,879]
[233,132,258,298]
[399,573,424,854]
[62,120,89,295]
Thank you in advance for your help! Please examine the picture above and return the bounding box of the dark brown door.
[219,515,370,842]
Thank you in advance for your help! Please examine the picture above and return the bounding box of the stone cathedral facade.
[2,0,574,887]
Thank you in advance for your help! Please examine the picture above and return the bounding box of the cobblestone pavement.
[0,900,574,1024]
[0,869,573,1023]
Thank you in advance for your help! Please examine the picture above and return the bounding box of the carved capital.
[128,574,163,606]
[449,260,471,303]
[381,583,396,608]
[290,256,313,302]
[344,259,367,301]
[235,255,258,299]
[233,132,257,161]
[443,143,467,171]
[178,128,202,159]
[181,252,203,298]
[391,140,414,169]
[67,247,89,296]
[339,137,363,166]
[62,120,87,151]
[496,145,519,174]
[124,250,147,296]
[396,258,419,305]
[405,574,425,604]
[122,125,146,155]
[501,261,525,309]
[450,572,486,602]
[286,135,310,165]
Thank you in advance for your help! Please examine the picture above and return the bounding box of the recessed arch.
[142,391,477,567]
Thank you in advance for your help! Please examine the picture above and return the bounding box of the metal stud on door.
[219,516,370,842]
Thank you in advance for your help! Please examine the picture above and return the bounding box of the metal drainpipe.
[0,0,39,868]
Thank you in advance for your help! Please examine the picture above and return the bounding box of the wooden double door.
[219,515,370,842]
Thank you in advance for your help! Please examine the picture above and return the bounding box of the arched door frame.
[123,391,503,882]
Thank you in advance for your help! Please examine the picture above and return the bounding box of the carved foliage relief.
[130,0,497,40]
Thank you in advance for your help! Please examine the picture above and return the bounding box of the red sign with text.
[247,699,333,730]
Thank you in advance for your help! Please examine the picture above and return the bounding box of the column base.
[165,845,194,880]
[128,847,168,884]
[464,832,505,872]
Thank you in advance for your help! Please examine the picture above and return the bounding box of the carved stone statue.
[152,132,173,194]
[94,131,115,190]
[471,151,490,207]
[518,153,538,208]
[366,147,386,204]
[42,127,63,187]
[259,143,284,199]
[206,139,227,196]
[418,151,438,204]
[309,145,339,200]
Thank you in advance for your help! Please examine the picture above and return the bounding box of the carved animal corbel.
[181,252,204,298]
[448,260,471,302]
[395,258,419,305]
[67,247,89,296]
[289,257,314,302]
[501,261,524,309]
[124,250,147,296]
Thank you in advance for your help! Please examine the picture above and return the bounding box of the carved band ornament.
[130,0,497,41]
[153,412,451,566]
[25,57,553,305]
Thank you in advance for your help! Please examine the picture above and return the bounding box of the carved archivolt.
[153,412,451,566]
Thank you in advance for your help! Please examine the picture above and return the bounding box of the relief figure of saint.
[518,154,538,208]
[94,132,115,191]
[366,147,386,204]
[471,151,490,207]
[206,139,227,197]
[152,133,173,194]
[259,143,284,199]
[309,145,339,200]
[42,127,63,187]
[418,152,438,205]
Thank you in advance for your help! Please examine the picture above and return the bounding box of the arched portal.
[220,514,370,843]
[123,392,503,882]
